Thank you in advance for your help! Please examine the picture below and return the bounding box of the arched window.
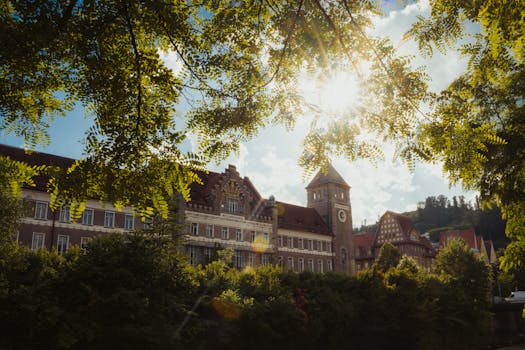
[341,248,347,267]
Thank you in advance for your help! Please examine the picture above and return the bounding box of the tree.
[407,1,525,269]
[373,242,401,272]
[432,238,492,349]
[1,0,429,219]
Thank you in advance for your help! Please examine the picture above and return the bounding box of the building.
[1,144,355,274]
[439,229,497,263]
[354,211,436,273]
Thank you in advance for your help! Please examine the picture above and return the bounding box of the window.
[234,251,243,269]
[31,232,44,250]
[143,217,153,229]
[307,239,313,250]
[327,242,332,253]
[316,240,321,251]
[191,223,198,236]
[236,229,243,241]
[263,232,269,244]
[80,237,91,251]
[317,260,324,273]
[277,256,284,268]
[298,258,304,272]
[278,236,283,247]
[82,208,94,225]
[57,235,70,254]
[248,253,256,266]
[298,238,304,249]
[262,254,269,266]
[287,237,293,249]
[204,247,213,260]
[226,198,240,213]
[307,259,314,271]
[104,211,115,228]
[189,246,199,266]
[206,224,214,238]
[59,206,70,223]
[221,227,229,240]
[124,214,134,230]
[327,260,333,271]
[250,231,256,242]
[34,201,47,220]
[287,256,294,271]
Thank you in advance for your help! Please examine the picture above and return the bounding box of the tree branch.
[122,1,143,137]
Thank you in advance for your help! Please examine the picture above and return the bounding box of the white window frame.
[189,246,199,266]
[318,260,324,273]
[298,258,304,272]
[236,229,243,241]
[308,259,314,271]
[82,208,94,225]
[278,236,283,247]
[206,224,214,238]
[250,231,256,242]
[263,232,269,244]
[204,247,213,260]
[57,234,70,255]
[298,238,304,249]
[262,254,269,266]
[308,239,313,250]
[124,214,134,230]
[104,211,115,228]
[316,240,321,251]
[221,227,229,240]
[327,260,333,271]
[59,206,70,223]
[287,256,294,271]
[248,253,256,266]
[191,222,198,236]
[327,242,332,253]
[34,201,48,220]
[287,237,293,249]
[31,232,45,250]
[234,251,243,269]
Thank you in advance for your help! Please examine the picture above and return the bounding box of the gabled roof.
[306,163,349,189]
[379,211,416,235]
[276,201,332,236]
[440,229,477,250]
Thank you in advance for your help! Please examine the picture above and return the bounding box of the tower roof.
[306,163,350,189]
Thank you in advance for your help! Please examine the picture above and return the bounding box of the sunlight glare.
[300,70,361,114]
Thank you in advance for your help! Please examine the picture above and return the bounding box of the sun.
[299,69,361,114]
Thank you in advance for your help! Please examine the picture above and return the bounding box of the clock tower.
[306,164,354,274]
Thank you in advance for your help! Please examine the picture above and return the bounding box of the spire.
[306,163,350,189]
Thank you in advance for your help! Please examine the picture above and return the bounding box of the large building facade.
[2,144,355,274]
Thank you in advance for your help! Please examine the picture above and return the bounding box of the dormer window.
[225,198,241,213]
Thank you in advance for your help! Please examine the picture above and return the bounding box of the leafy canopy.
[1,0,430,218]
[408,0,525,270]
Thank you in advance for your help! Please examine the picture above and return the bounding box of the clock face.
[338,209,347,222]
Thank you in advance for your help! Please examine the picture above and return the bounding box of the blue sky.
[0,0,475,229]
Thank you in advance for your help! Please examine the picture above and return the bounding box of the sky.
[0,0,476,229]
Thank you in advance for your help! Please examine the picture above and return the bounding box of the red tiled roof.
[355,232,376,248]
[276,201,332,236]
[440,229,477,249]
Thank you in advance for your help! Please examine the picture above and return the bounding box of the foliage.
[373,241,401,272]
[408,1,525,269]
[0,232,497,349]
[1,0,432,219]
[0,192,30,247]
